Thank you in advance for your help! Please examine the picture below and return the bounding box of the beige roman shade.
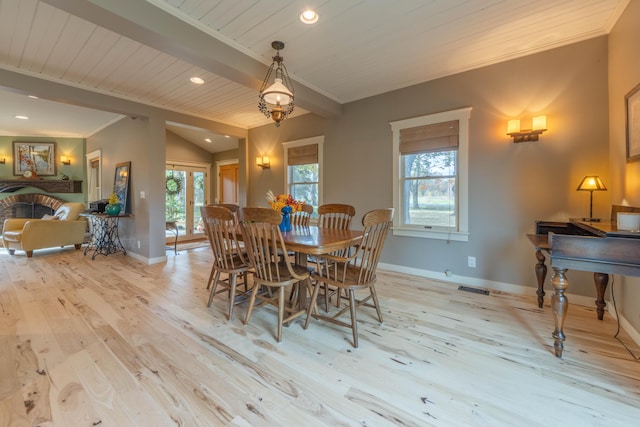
[399,120,459,154]
[288,144,318,165]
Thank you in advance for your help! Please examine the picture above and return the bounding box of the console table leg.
[551,267,569,358]
[534,249,547,308]
[593,272,609,321]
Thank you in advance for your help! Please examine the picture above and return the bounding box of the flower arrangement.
[108,192,119,205]
[266,190,304,212]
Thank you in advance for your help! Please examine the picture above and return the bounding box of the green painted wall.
[0,135,85,203]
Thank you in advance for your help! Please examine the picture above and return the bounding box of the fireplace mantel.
[0,179,82,193]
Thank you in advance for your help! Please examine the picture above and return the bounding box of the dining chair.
[200,205,252,320]
[304,208,394,348]
[239,207,314,342]
[291,203,313,227]
[315,203,356,309]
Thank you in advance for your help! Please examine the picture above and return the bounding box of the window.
[283,136,324,216]
[390,107,471,241]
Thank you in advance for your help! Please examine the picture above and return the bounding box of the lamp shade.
[261,78,293,106]
[507,119,520,134]
[576,176,607,191]
[532,115,547,131]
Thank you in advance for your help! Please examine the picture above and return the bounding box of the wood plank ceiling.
[0,0,629,135]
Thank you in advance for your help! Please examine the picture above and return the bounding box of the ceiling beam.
[41,0,342,119]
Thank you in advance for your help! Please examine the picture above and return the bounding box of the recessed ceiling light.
[205,138,212,143]
[15,115,29,120]
[224,135,230,138]
[300,9,319,24]
[27,95,39,99]
[190,77,205,84]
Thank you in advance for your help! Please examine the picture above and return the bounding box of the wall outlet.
[445,269,453,277]
[468,256,476,268]
[140,191,145,199]
[137,240,141,249]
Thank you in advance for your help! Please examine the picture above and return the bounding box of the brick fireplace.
[0,194,68,225]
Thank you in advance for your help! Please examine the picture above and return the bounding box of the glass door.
[165,164,208,242]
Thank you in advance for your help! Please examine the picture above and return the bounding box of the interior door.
[220,163,239,204]
[166,165,208,242]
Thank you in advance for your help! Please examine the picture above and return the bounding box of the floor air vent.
[458,285,490,295]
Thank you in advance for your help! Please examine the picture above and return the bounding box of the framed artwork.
[625,82,640,162]
[13,141,57,176]
[113,161,131,213]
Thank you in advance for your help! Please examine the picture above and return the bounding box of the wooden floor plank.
[1,248,639,426]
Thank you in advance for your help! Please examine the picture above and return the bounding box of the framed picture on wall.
[625,82,640,162]
[12,141,56,176]
[113,161,131,213]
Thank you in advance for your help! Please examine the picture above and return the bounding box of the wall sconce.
[60,155,71,165]
[507,115,547,143]
[256,155,270,169]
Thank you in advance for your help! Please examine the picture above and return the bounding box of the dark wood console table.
[0,179,82,193]
[528,217,640,357]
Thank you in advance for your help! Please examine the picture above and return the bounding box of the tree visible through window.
[290,163,318,208]
[403,150,456,228]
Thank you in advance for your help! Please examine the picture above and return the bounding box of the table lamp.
[576,176,607,222]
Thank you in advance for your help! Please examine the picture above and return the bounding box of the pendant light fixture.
[258,41,294,126]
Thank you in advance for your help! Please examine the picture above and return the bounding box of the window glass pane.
[402,151,457,229]
[289,163,319,213]
[166,170,187,236]
[291,163,318,182]
[406,151,456,177]
[192,171,205,234]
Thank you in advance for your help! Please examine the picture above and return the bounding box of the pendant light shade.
[259,41,295,126]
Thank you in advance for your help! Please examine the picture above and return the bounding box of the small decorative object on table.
[266,190,304,232]
[105,192,121,216]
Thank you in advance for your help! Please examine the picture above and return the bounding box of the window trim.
[283,135,324,208]
[390,107,471,241]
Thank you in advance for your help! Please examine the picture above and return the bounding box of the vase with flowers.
[105,192,121,216]
[266,190,304,232]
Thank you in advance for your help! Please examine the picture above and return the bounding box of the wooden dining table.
[279,225,364,308]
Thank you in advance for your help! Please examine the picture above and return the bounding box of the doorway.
[217,159,239,204]
[165,164,209,242]
[86,149,102,202]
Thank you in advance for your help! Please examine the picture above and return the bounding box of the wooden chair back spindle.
[317,203,356,230]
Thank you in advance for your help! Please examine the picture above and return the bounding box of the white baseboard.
[377,262,640,348]
[126,251,166,265]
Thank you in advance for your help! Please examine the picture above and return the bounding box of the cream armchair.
[2,202,87,258]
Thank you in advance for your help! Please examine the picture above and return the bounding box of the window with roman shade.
[390,107,471,241]
[283,136,324,217]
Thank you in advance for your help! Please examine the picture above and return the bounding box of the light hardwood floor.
[1,246,639,426]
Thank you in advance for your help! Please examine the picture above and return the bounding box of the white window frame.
[390,107,471,241]
[282,135,324,212]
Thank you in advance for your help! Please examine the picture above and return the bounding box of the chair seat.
[317,263,376,290]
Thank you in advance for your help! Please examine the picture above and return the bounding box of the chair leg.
[304,279,322,330]
[206,265,216,290]
[277,287,285,342]
[348,290,358,348]
[207,270,221,307]
[370,286,383,323]
[244,282,260,325]
[323,283,330,311]
[227,273,238,320]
